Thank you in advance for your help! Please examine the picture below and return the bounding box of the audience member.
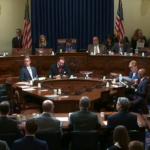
[126,69,149,110]
[47,56,72,78]
[87,36,107,54]
[128,141,144,150]
[107,125,130,150]
[12,118,48,150]
[12,29,23,48]
[37,35,49,48]
[105,97,139,137]
[111,38,130,54]
[19,56,38,81]
[58,38,76,52]
[131,29,148,50]
[0,101,23,138]
[36,100,62,135]
[68,96,101,131]
[0,140,10,150]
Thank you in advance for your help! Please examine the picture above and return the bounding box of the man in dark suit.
[48,56,72,78]
[12,29,23,48]
[111,38,131,54]
[12,118,48,150]
[36,100,62,135]
[0,101,24,138]
[58,38,76,52]
[87,36,107,54]
[68,96,101,131]
[106,97,139,137]
[126,69,149,110]
[0,140,10,150]
[19,56,38,81]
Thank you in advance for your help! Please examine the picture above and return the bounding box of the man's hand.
[55,75,61,78]
[111,52,114,55]
[131,85,135,89]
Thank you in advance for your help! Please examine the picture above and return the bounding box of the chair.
[15,87,41,113]
[57,38,77,48]
[70,131,99,150]
[35,48,53,55]
[109,72,120,79]
[12,48,31,55]
[0,133,18,149]
[35,131,61,150]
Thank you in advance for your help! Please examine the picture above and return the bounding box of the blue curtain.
[31,0,114,54]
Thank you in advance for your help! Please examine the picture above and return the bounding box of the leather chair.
[57,38,77,48]
[15,87,41,114]
[35,48,53,55]
[70,131,99,150]
[12,48,31,55]
[35,131,61,150]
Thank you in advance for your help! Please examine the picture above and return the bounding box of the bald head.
[138,68,146,79]
[42,100,54,113]
[93,36,99,46]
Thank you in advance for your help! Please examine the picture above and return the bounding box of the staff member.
[19,56,38,81]
[36,35,49,48]
[47,57,71,78]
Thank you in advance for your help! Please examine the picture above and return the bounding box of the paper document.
[22,88,35,91]
[16,82,28,85]
[56,117,68,121]
[38,77,46,80]
[19,86,30,88]
[103,121,107,125]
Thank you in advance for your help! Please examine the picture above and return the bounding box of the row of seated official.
[19,56,71,81]
[0,96,141,150]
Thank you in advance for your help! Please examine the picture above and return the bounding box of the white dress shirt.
[94,45,100,53]
[27,67,33,79]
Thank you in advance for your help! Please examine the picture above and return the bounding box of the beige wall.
[114,0,150,42]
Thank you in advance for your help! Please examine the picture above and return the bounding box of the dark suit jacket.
[87,44,107,54]
[0,140,9,150]
[58,43,76,52]
[19,66,38,81]
[12,136,48,150]
[105,111,139,136]
[36,113,62,135]
[111,43,130,53]
[48,63,71,77]
[68,108,101,131]
[12,36,23,48]
[108,145,121,150]
[0,116,23,139]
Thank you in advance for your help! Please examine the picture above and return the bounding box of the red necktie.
[58,67,61,73]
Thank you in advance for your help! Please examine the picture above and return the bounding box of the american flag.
[22,0,32,50]
[115,0,125,40]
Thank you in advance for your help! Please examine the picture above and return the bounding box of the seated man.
[111,38,130,54]
[0,140,10,150]
[68,96,101,131]
[87,36,107,54]
[47,56,72,78]
[0,101,24,138]
[128,141,144,150]
[126,69,149,110]
[12,118,48,150]
[106,97,139,137]
[58,38,76,52]
[12,29,23,48]
[36,100,62,135]
[19,56,38,81]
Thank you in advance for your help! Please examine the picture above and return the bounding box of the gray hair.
[117,97,130,111]
[79,96,90,108]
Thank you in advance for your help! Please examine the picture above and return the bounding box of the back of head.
[128,141,144,150]
[139,68,146,77]
[79,96,90,109]
[113,125,130,150]
[25,118,38,135]
[42,100,54,113]
[0,101,10,115]
[118,97,130,111]
[119,38,126,44]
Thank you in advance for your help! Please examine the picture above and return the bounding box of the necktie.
[58,67,61,73]
[27,67,33,79]
[18,38,20,48]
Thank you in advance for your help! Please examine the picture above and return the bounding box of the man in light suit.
[19,56,38,81]
[87,36,107,54]
[36,100,62,135]
[12,118,48,150]
[111,38,131,54]
[0,140,10,150]
[68,96,101,131]
[12,29,23,48]
[48,56,72,78]
[127,69,149,110]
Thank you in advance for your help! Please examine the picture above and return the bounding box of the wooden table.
[142,114,150,129]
